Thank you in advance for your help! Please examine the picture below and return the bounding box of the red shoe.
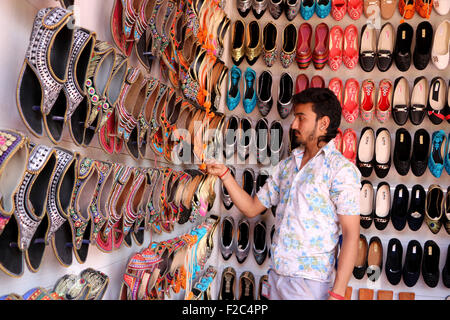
[310,75,325,88]
[110,0,134,57]
[343,78,360,123]
[312,23,329,70]
[335,128,344,153]
[348,0,363,19]
[360,79,376,123]
[328,26,344,71]
[376,79,393,123]
[332,0,347,20]
[296,23,313,69]
[342,128,357,163]
[328,77,343,106]
[343,25,358,69]
[295,73,309,94]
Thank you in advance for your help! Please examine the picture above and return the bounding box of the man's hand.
[205,159,228,177]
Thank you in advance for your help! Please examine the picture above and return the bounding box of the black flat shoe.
[236,218,251,264]
[356,127,375,177]
[237,0,252,17]
[367,236,383,282]
[222,166,236,210]
[403,240,422,287]
[391,184,409,231]
[218,267,236,300]
[410,129,430,177]
[253,220,268,265]
[407,184,426,231]
[257,70,273,116]
[377,23,395,72]
[374,128,391,179]
[393,22,413,72]
[374,182,391,231]
[385,238,403,286]
[360,180,374,229]
[252,0,268,19]
[393,128,411,176]
[422,240,440,288]
[410,77,429,125]
[392,77,410,126]
[220,216,235,260]
[427,77,447,125]
[413,21,433,70]
[277,73,294,119]
[359,23,377,73]
[443,244,450,289]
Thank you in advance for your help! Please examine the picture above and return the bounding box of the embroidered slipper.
[342,128,357,163]
[53,273,91,300]
[130,169,153,246]
[148,84,170,156]
[137,77,159,159]
[16,8,74,139]
[98,50,129,153]
[148,169,165,234]
[80,268,110,300]
[110,0,134,56]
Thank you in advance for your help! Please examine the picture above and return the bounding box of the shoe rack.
[0,0,206,300]
[205,1,450,301]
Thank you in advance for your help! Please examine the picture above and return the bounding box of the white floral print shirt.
[257,140,361,282]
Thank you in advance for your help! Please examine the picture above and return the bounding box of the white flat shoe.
[431,20,450,70]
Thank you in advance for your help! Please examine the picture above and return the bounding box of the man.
[206,88,361,300]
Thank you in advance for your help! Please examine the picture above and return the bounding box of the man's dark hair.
[292,88,342,146]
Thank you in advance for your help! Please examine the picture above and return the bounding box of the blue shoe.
[226,66,241,111]
[444,132,450,176]
[315,0,331,18]
[428,130,446,178]
[243,67,257,114]
[300,0,316,20]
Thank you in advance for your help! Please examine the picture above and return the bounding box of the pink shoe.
[342,128,357,163]
[343,78,360,123]
[376,79,393,123]
[360,79,376,123]
[328,26,344,71]
[343,25,359,69]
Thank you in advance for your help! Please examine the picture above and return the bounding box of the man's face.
[290,102,321,146]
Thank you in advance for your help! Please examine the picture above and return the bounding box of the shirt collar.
[292,139,336,170]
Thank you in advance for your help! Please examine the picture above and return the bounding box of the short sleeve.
[256,163,282,209]
[330,163,361,216]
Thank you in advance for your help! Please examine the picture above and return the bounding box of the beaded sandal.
[16,8,74,140]
[137,77,159,159]
[46,148,78,268]
[149,168,164,234]
[66,28,97,146]
[131,169,154,245]
[148,85,171,156]
[80,268,109,300]
[53,273,91,300]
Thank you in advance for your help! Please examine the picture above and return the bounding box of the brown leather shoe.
[353,234,368,279]
[367,236,383,281]
[380,0,397,19]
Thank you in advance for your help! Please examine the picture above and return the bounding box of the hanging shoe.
[270,120,285,165]
[410,76,429,125]
[300,0,316,20]
[356,127,375,177]
[328,26,344,71]
[17,8,74,140]
[328,77,343,106]
[415,0,433,18]
[277,73,294,119]
[394,22,414,72]
[231,20,246,66]
[238,0,253,17]
[393,128,412,176]
[296,23,313,69]
[374,128,391,179]
[434,0,450,14]
[262,22,278,67]
[243,67,257,114]
[236,218,251,264]
[253,0,269,18]
[257,71,273,117]
[253,220,268,265]
[343,78,359,123]
[268,0,284,19]
[219,216,235,260]
[343,24,359,69]
[347,0,363,19]
[407,184,426,231]
[280,24,298,68]
[238,117,254,161]
[245,21,262,66]
[425,185,444,234]
[411,129,430,177]
[377,23,395,72]
[310,75,325,88]
[256,118,271,165]
[342,128,357,163]
[374,182,391,230]
[413,21,433,71]
[399,0,416,19]
[359,23,377,72]
[316,0,332,17]
[226,66,241,111]
[360,79,376,123]
[375,79,393,123]
[392,77,410,126]
[218,267,236,300]
[364,0,380,19]
[360,181,374,228]
[296,73,310,94]
[380,0,397,19]
[332,0,347,20]
[312,23,329,70]
[222,166,236,210]
[427,77,447,125]
[428,130,446,178]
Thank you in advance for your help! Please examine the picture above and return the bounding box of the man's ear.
[320,116,330,132]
